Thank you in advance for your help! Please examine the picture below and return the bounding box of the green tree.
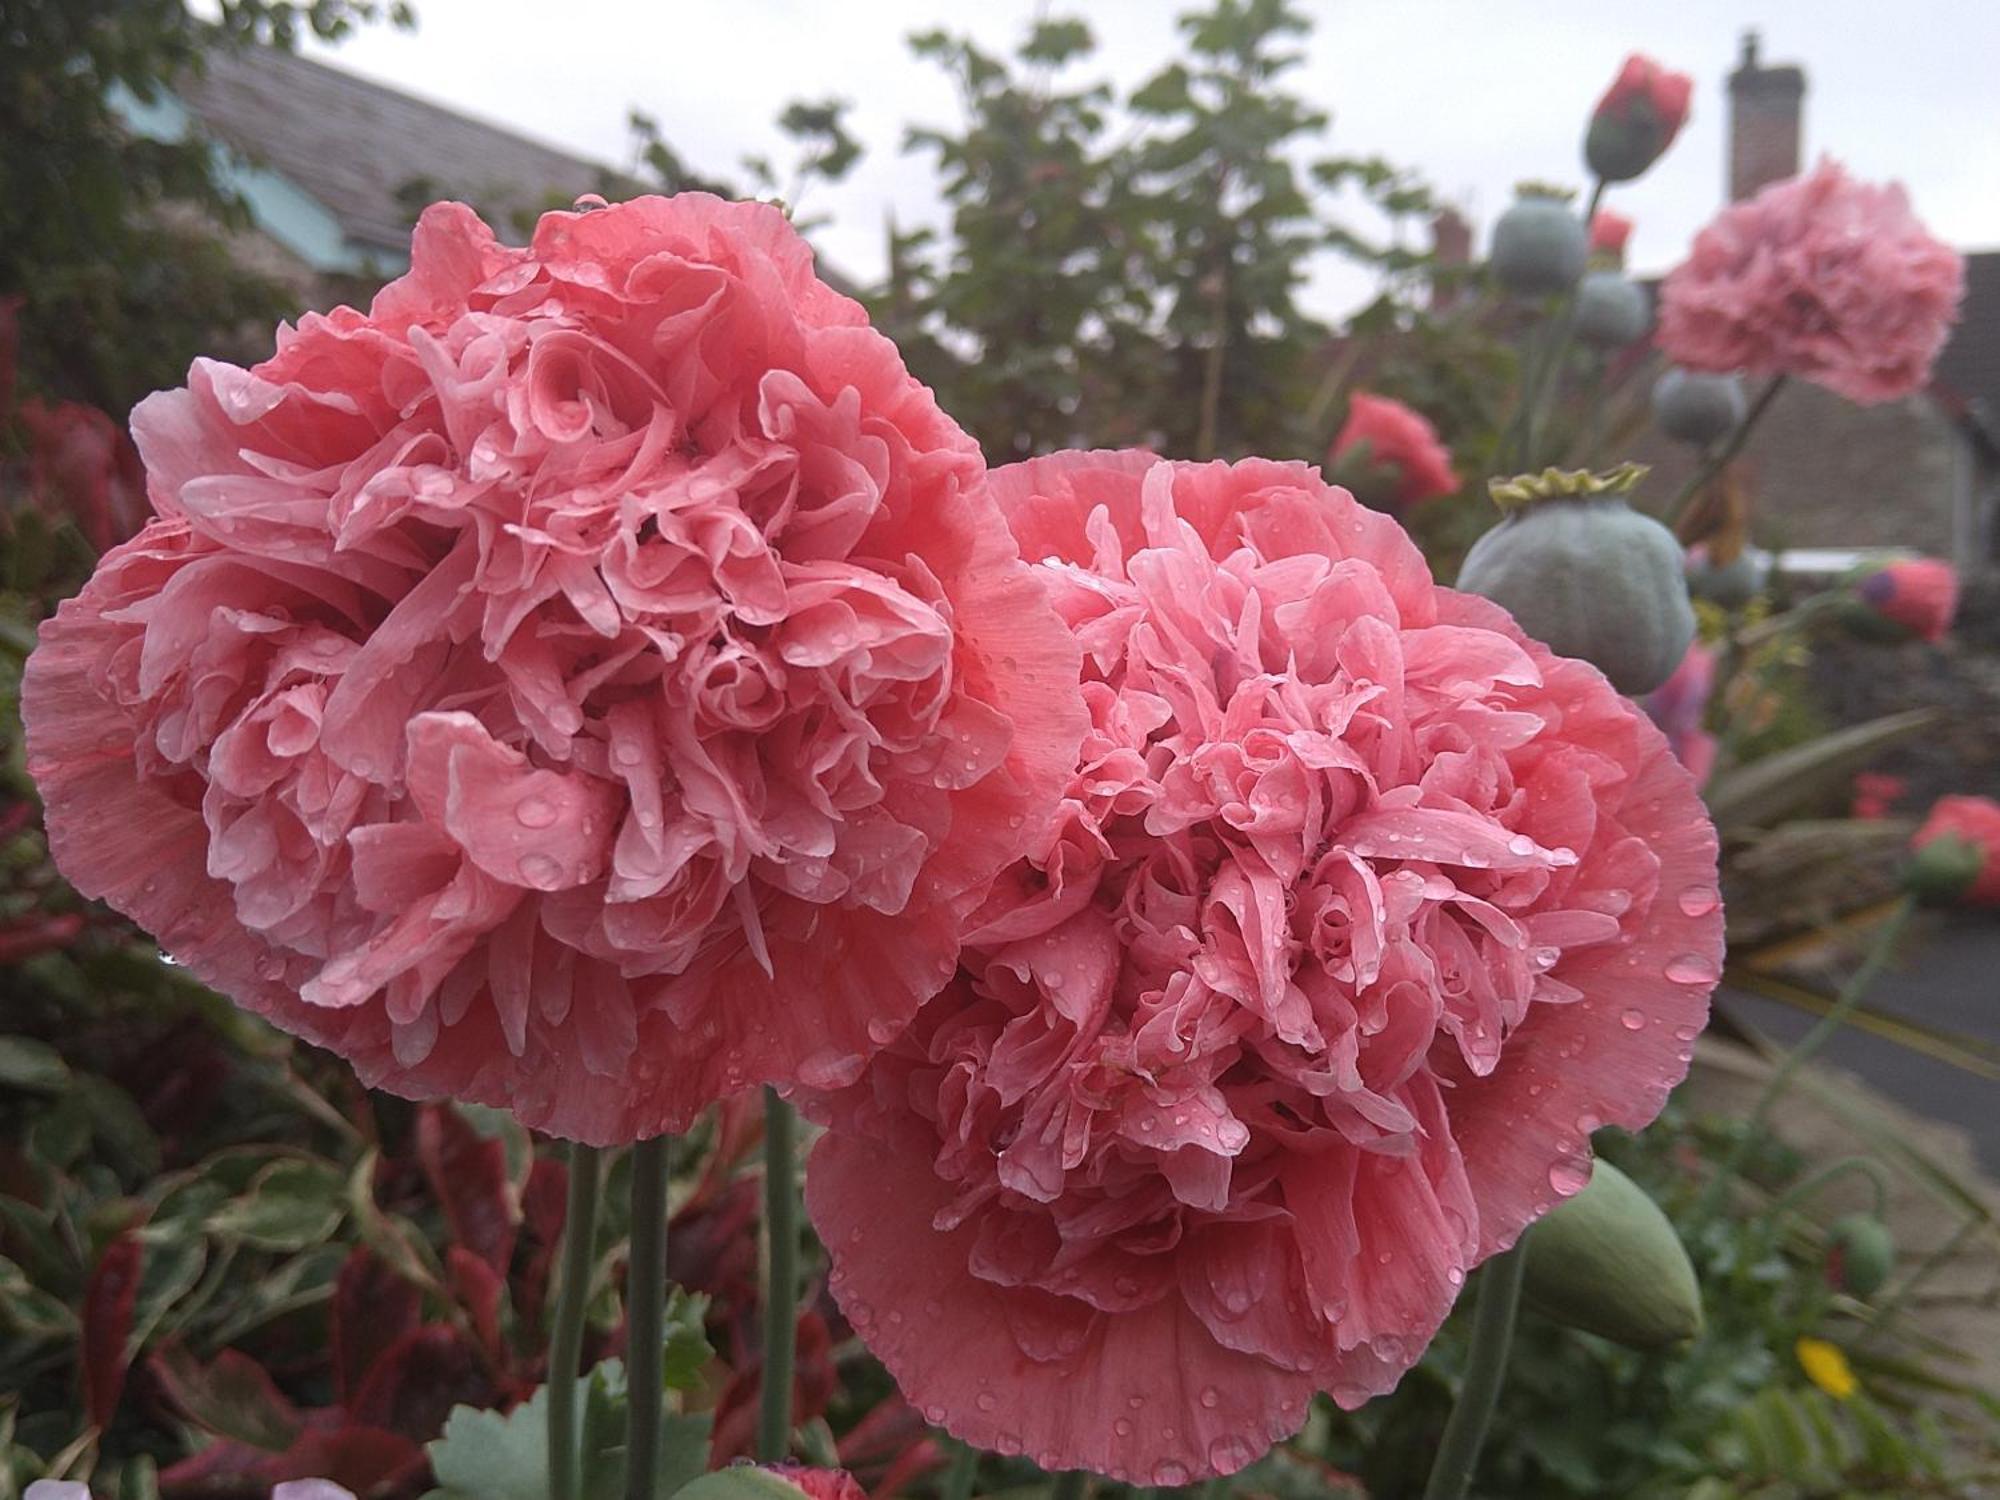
[0,0,413,416]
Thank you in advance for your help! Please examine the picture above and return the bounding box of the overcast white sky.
[304,0,2000,318]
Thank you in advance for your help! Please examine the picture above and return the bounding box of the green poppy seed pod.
[1522,1158,1704,1349]
[1825,1213,1895,1297]
[1652,368,1746,447]
[1490,192,1589,298]
[1457,494,1696,696]
[1902,831,1986,907]
[1685,549,1765,610]
[1574,271,1652,348]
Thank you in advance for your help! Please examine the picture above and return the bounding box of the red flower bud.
[1908,796,2000,907]
[1586,54,1693,182]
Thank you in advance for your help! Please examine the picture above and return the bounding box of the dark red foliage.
[415,1103,517,1277]
[330,1248,423,1408]
[82,1232,143,1427]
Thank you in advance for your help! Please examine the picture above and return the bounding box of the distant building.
[114,43,626,304]
[1635,33,1999,568]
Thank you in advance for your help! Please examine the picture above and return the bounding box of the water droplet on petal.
[518,852,563,887]
[516,795,558,828]
[1113,1417,1134,1437]
[1152,1462,1190,1487]
[1619,1007,1646,1030]
[1198,1386,1220,1409]
[1507,833,1536,856]
[1677,884,1721,918]
[1666,952,1719,985]
[1207,1436,1255,1472]
[975,1391,997,1412]
[1549,1158,1592,1196]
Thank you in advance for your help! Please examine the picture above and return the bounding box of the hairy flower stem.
[1666,373,1787,526]
[939,1443,980,1500]
[1515,177,1608,469]
[626,1135,672,1500]
[758,1087,800,1462]
[1695,895,1916,1226]
[1420,1238,1529,1500]
[549,1143,602,1500]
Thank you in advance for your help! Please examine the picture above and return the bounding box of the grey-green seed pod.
[1575,271,1651,348]
[1491,192,1589,299]
[1652,368,1746,447]
[1458,496,1695,696]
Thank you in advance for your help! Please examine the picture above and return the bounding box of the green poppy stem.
[548,1142,602,1500]
[1665,372,1788,526]
[1695,894,1915,1226]
[757,1087,800,1462]
[1420,1238,1529,1500]
[625,1135,672,1500]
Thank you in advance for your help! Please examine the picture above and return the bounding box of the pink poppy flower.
[1329,392,1458,509]
[804,452,1723,1482]
[1850,772,1907,821]
[1858,557,1958,642]
[1910,796,2000,907]
[23,195,1084,1144]
[1589,209,1635,262]
[1657,159,1964,404]
[1642,642,1718,789]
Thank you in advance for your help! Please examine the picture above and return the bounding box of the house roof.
[1933,249,2000,446]
[175,44,623,269]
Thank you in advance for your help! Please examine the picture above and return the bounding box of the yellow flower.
[1796,1336,1859,1400]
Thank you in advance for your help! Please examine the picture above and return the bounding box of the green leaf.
[0,1254,78,1342]
[0,1036,70,1092]
[427,1360,713,1500]
[660,1287,714,1393]
[204,1157,345,1251]
[1704,710,1937,832]
[427,1384,552,1500]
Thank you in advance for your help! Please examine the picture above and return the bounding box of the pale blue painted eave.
[107,81,409,277]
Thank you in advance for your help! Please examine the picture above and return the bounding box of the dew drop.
[1114,1275,1141,1298]
[518,852,563,887]
[1198,1386,1220,1409]
[1548,1158,1592,1196]
[1666,952,1719,985]
[1152,1462,1190,1487]
[1677,884,1721,918]
[1575,1111,1600,1133]
[516,795,558,828]
[1507,833,1536,856]
[1619,1007,1646,1031]
[923,1404,946,1424]
[1447,1266,1464,1287]
[1207,1436,1255,1472]
[1126,1394,1144,1411]
[975,1391,997,1412]
[1113,1418,1134,1437]
[613,739,644,766]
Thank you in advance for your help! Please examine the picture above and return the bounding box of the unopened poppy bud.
[1585,54,1693,183]
[1521,1158,1703,1349]
[1825,1213,1895,1297]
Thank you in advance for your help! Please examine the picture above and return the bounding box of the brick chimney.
[1727,30,1806,201]
[1429,206,1472,309]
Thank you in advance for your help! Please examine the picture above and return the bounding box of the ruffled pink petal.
[809,1129,1314,1485]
